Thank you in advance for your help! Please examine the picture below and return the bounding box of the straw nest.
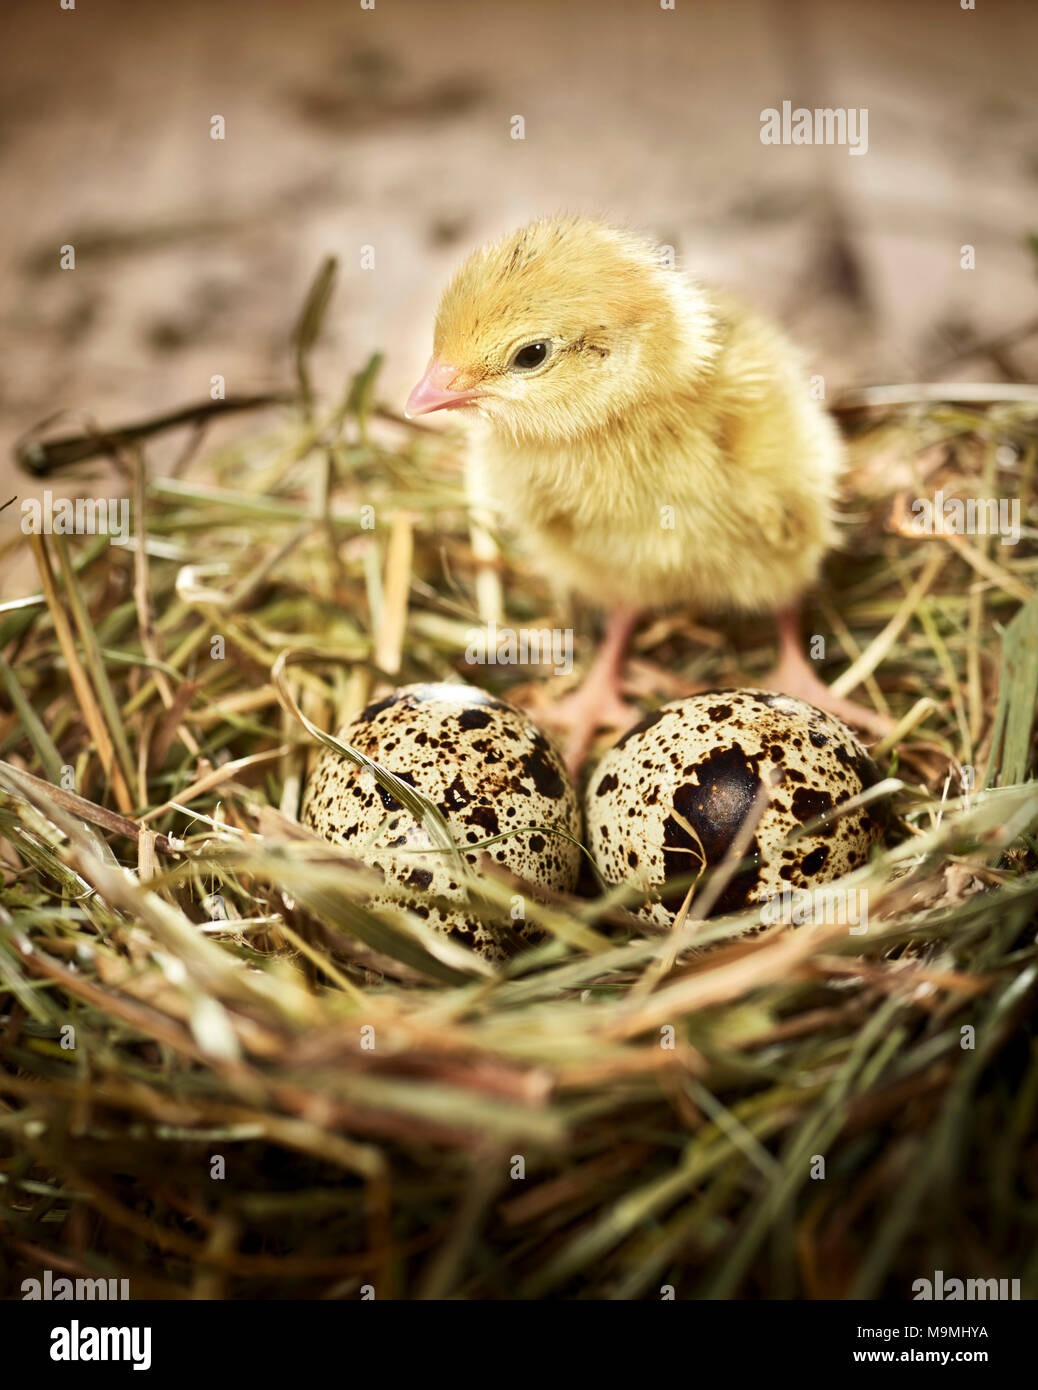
[1,266,1036,1299]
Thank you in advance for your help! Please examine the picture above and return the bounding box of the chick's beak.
[405,358,484,418]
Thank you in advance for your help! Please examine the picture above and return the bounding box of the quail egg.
[302,682,582,959]
[585,688,883,926]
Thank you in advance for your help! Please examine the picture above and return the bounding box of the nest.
[1,269,1037,1299]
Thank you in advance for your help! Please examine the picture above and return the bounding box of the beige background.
[1,0,1036,591]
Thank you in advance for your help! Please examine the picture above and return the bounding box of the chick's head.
[406,216,716,442]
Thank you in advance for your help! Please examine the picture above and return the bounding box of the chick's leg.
[547,605,642,774]
[765,606,891,738]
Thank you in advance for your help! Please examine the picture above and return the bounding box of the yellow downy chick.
[407,215,882,768]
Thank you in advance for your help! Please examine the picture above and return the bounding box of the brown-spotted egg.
[585,689,883,926]
[302,682,582,959]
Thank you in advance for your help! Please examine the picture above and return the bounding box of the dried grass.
[0,268,1036,1299]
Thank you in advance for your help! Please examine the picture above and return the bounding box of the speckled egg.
[585,689,883,926]
[301,682,582,959]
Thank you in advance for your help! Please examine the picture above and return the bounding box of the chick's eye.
[510,340,551,371]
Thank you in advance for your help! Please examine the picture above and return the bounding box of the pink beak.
[405,358,484,418]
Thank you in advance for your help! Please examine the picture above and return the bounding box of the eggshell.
[585,689,883,927]
[301,682,582,959]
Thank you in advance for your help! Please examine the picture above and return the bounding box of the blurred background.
[1,0,1036,586]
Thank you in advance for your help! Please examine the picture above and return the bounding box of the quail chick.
[406,215,885,769]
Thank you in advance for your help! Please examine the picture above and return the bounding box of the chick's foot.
[544,606,643,774]
[549,679,641,774]
[765,607,892,739]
